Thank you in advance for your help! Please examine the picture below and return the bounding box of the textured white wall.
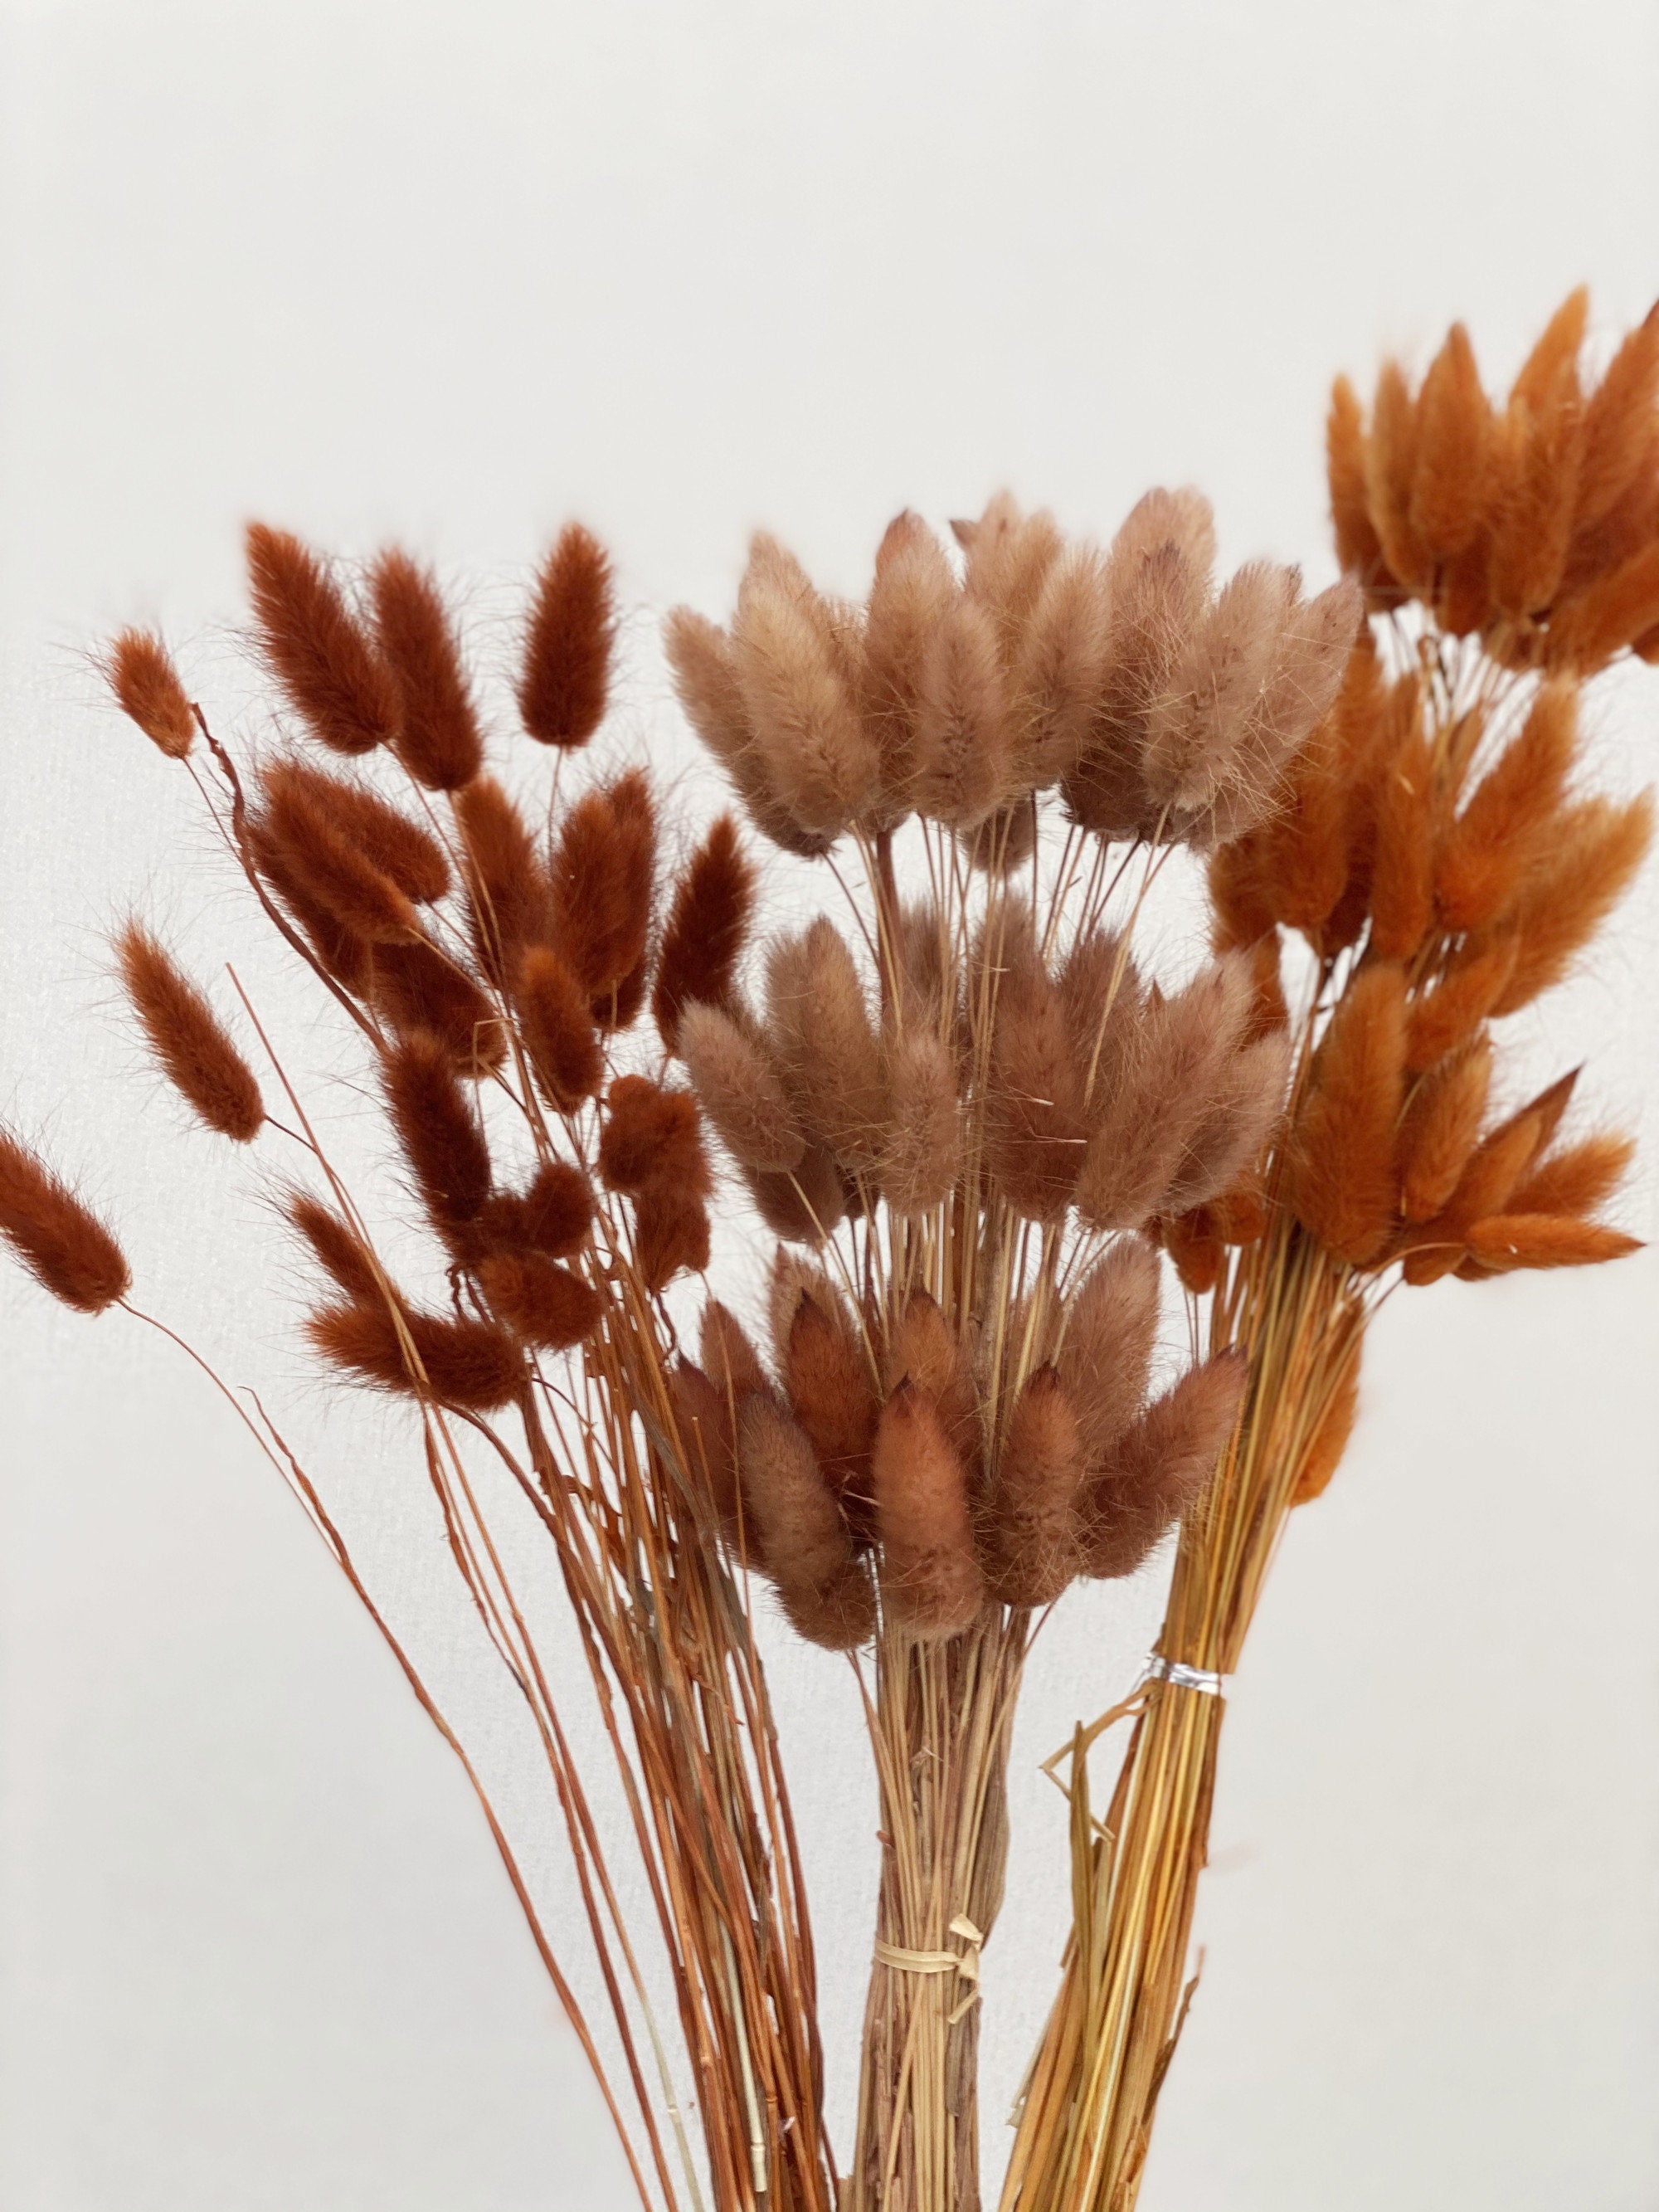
[2,2,1657,2207]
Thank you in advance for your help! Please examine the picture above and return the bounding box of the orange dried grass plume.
[1465,1213,1641,1271]
[1488,789,1653,1014]
[479,1159,594,1261]
[634,1186,712,1291]
[1434,683,1579,934]
[246,524,401,756]
[116,924,265,1143]
[0,1131,131,1314]
[1509,1132,1634,1220]
[106,630,196,759]
[1328,290,1659,673]
[1290,1345,1361,1507]
[1287,961,1407,1264]
[518,523,615,748]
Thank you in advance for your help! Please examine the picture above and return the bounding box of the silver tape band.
[1142,1654,1225,1697]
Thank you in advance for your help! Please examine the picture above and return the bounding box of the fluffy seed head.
[738,1395,875,1649]
[863,510,958,816]
[0,1132,131,1313]
[732,534,878,837]
[651,816,755,1049]
[1487,791,1653,1014]
[633,1188,712,1291]
[1409,324,1494,561]
[517,945,602,1111]
[1435,683,1580,933]
[518,524,615,748]
[1366,712,1435,962]
[669,1357,742,1536]
[249,816,373,992]
[455,777,553,985]
[882,1290,980,1469]
[478,1251,602,1349]
[1574,302,1659,531]
[257,767,422,944]
[746,1141,846,1245]
[287,1193,380,1302]
[1079,1350,1246,1580]
[873,1381,984,1635]
[382,1030,491,1230]
[1464,1212,1641,1271]
[106,629,196,758]
[598,1076,708,1198]
[368,549,484,790]
[308,1299,522,1410]
[1290,1339,1362,1504]
[911,593,1014,828]
[702,1298,771,1408]
[679,1003,805,1172]
[372,942,505,1073]
[1509,1133,1634,1220]
[1160,1028,1291,1217]
[246,524,400,755]
[878,1027,961,1215]
[1055,1237,1160,1464]
[783,1289,879,1528]
[1287,961,1408,1264]
[263,757,450,904]
[116,924,265,1142]
[1327,374,1391,594]
[981,1366,1084,1607]
[983,914,1089,1220]
[476,1160,593,1260]
[766,918,885,1170]
[1399,1037,1494,1223]
[550,777,654,1001]
[1405,937,1519,1071]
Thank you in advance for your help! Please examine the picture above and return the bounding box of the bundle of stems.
[662,492,1356,2208]
[1002,286,1657,2212]
[2,525,836,2211]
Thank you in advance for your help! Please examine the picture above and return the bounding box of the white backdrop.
[2,3,1657,2207]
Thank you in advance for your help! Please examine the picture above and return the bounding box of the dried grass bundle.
[664,490,1330,2209]
[7,525,840,2212]
[1005,291,1653,2212]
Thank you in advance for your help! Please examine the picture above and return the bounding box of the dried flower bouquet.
[1,287,1652,2212]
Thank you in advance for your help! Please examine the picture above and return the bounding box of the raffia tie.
[873,1912,985,2026]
